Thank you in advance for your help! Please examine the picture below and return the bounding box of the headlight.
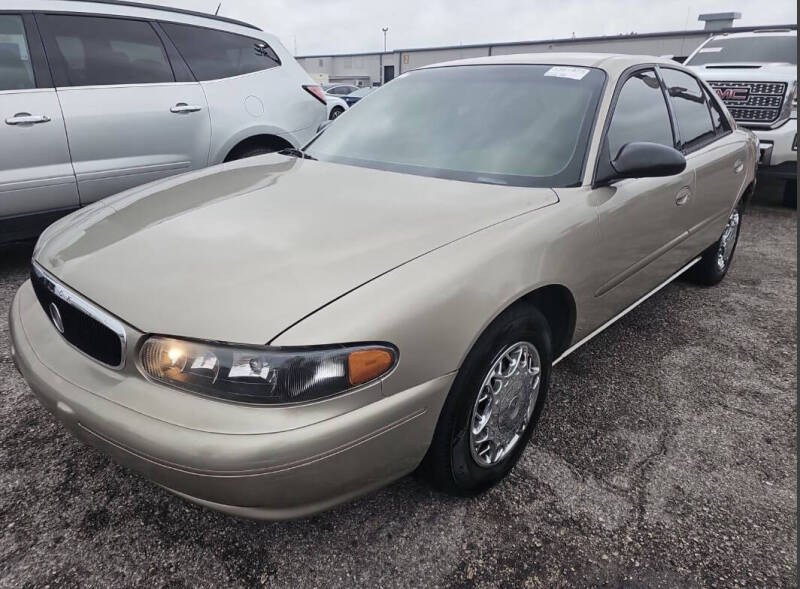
[139,336,397,405]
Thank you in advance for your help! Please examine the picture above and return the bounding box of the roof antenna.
[214,2,222,16]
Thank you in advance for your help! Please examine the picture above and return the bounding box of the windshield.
[305,65,606,187]
[687,36,797,66]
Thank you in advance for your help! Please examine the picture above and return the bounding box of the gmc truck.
[686,29,797,206]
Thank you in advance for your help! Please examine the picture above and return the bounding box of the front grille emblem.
[715,87,750,102]
[49,302,65,334]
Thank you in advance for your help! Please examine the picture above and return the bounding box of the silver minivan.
[0,0,327,244]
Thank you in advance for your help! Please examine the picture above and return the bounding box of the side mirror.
[610,141,687,180]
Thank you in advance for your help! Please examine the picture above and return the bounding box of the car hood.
[35,154,557,344]
[688,63,797,83]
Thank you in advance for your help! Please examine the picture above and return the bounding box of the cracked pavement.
[0,185,796,587]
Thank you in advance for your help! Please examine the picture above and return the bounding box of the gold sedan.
[10,53,757,519]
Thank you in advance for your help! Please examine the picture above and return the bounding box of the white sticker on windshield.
[699,47,723,53]
[544,66,590,80]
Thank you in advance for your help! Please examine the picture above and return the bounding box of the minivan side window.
[660,68,716,151]
[161,23,280,82]
[607,69,675,159]
[0,15,36,91]
[39,15,174,87]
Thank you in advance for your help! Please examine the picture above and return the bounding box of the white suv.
[0,1,327,243]
[686,30,797,206]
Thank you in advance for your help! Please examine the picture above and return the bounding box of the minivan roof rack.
[60,0,262,31]
[753,28,794,33]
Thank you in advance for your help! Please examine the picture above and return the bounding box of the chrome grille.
[708,81,788,125]
[30,263,127,369]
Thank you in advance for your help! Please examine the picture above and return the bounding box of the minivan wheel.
[330,106,345,120]
[686,201,743,286]
[225,145,282,162]
[418,305,552,496]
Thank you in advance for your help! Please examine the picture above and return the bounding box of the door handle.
[733,160,744,174]
[5,113,51,125]
[675,187,692,207]
[170,103,203,114]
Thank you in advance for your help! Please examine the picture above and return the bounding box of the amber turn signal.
[348,349,394,385]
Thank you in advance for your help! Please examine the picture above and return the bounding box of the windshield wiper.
[279,148,317,161]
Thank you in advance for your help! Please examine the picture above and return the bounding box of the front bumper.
[750,119,797,175]
[10,280,453,520]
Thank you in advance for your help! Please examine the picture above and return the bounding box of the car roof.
[6,0,261,32]
[418,52,680,75]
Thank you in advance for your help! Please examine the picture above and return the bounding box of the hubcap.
[469,342,541,468]
[716,209,740,271]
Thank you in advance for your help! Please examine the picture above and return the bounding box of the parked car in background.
[323,83,359,96]
[686,29,797,206]
[11,53,757,520]
[325,95,349,120]
[342,86,376,106]
[0,1,327,244]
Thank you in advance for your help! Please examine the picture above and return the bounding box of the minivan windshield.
[305,65,606,187]
[686,36,797,66]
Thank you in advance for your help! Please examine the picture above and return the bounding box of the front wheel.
[686,201,742,286]
[418,305,552,496]
[329,106,345,120]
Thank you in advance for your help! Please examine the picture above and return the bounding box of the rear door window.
[161,23,280,81]
[38,15,174,86]
[0,15,36,91]
[702,86,732,135]
[607,69,675,159]
[660,68,716,151]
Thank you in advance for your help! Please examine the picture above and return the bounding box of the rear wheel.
[783,180,797,208]
[418,305,552,496]
[226,146,281,161]
[686,201,742,286]
[330,106,345,120]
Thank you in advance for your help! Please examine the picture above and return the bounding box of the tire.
[418,304,552,496]
[225,145,282,162]
[329,106,345,120]
[783,180,797,208]
[686,200,743,286]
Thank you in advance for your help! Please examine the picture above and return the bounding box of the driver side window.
[607,69,675,159]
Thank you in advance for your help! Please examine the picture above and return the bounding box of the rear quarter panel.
[204,36,326,163]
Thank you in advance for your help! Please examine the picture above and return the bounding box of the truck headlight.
[140,336,397,404]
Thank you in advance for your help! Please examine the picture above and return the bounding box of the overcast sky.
[145,0,797,55]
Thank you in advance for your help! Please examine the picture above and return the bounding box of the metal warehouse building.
[297,15,796,87]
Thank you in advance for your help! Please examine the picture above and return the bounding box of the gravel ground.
[0,185,796,588]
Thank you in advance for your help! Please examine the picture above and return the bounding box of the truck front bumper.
[751,119,797,180]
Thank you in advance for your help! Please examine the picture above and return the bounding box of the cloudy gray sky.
[145,0,796,55]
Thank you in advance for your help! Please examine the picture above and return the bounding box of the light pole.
[380,27,389,86]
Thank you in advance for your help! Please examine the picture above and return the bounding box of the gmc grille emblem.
[715,87,750,102]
